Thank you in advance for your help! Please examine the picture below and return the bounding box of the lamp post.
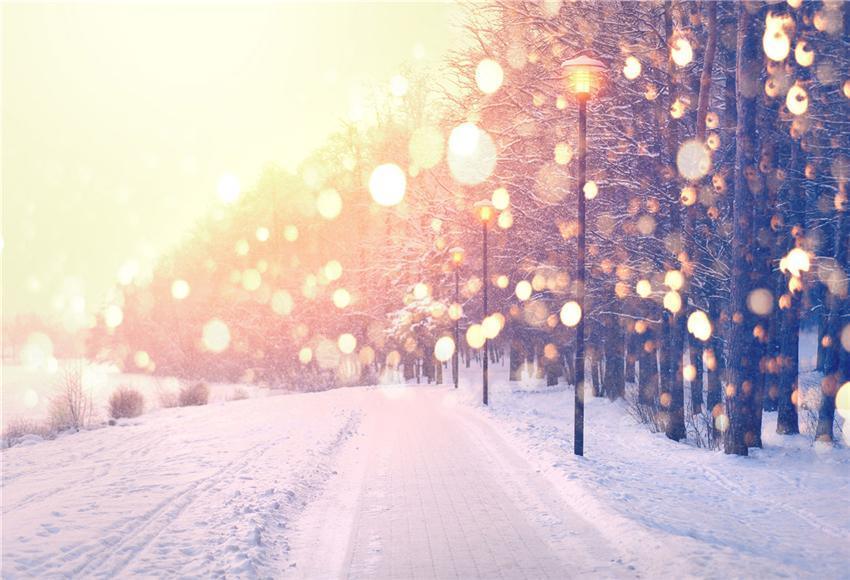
[473,200,496,405]
[561,53,606,456]
[449,246,465,389]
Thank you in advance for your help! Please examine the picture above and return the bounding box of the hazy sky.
[2,1,464,324]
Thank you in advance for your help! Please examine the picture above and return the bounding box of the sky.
[1,1,464,326]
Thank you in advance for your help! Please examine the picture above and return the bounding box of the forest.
[88,0,850,456]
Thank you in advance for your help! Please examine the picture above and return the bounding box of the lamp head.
[473,199,496,224]
[561,53,607,98]
[449,246,465,266]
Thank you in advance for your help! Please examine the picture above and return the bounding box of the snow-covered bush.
[108,387,145,419]
[178,382,209,407]
[2,418,53,448]
[48,365,93,431]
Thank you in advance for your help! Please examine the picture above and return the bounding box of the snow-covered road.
[287,387,628,579]
[3,382,848,578]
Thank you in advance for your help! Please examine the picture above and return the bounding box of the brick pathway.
[288,388,627,579]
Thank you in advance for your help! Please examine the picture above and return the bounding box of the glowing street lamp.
[561,53,607,457]
[474,200,496,405]
[449,246,465,389]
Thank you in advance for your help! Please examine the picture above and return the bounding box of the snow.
[3,365,849,578]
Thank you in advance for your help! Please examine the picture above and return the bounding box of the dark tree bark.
[725,2,761,456]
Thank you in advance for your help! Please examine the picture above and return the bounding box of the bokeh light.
[560,301,581,327]
[677,140,712,181]
[316,188,343,219]
[475,59,504,94]
[171,279,190,300]
[369,163,407,207]
[434,336,456,362]
[202,319,231,353]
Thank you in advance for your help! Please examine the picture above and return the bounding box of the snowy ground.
[3,365,849,578]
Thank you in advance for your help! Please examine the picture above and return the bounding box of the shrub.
[49,365,93,431]
[179,382,209,407]
[108,387,145,419]
[2,418,53,448]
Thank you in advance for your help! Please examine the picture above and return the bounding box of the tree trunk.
[725,2,761,456]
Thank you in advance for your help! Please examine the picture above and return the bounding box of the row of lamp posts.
[444,54,605,457]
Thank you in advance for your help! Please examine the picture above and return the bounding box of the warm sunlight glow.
[369,163,407,207]
[171,279,190,300]
[202,319,230,353]
[217,173,241,204]
[316,188,343,220]
[475,59,504,94]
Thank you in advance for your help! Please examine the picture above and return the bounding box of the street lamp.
[474,199,496,405]
[561,53,606,456]
[449,246,465,389]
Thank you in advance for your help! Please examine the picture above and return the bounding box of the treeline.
[90,1,849,453]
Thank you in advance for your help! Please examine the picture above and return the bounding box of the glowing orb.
[284,225,299,242]
[664,270,685,291]
[369,164,406,207]
[623,56,642,80]
[583,181,598,200]
[496,275,509,289]
[332,288,351,309]
[663,291,682,314]
[786,83,809,116]
[298,347,313,364]
[475,59,504,94]
[171,279,190,300]
[763,13,791,62]
[448,123,481,156]
[636,279,652,298]
[324,260,343,281]
[676,139,712,181]
[747,288,774,316]
[498,210,513,229]
[256,227,269,242]
[554,142,573,165]
[202,319,231,353]
[794,41,814,67]
[448,303,463,320]
[316,189,343,220]
[515,280,532,301]
[492,187,510,210]
[104,305,123,329]
[217,173,241,204]
[836,382,850,419]
[413,283,430,300]
[687,310,713,342]
[482,315,502,339]
[671,37,693,67]
[466,324,486,349]
[434,336,456,362]
[134,350,151,368]
[338,333,357,354]
[560,301,582,327]
[447,124,496,185]
[779,248,811,278]
[242,269,262,291]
